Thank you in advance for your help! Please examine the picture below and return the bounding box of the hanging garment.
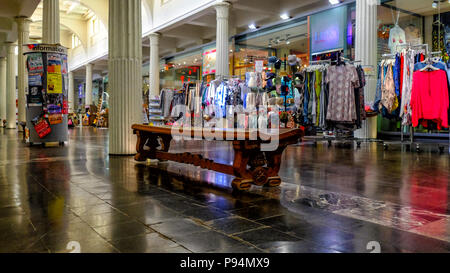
[389,25,407,54]
[314,70,322,126]
[380,64,398,113]
[319,69,328,128]
[410,70,449,129]
[325,64,359,123]
[400,50,415,125]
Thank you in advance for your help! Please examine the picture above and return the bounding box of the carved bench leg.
[134,131,151,161]
[232,143,253,190]
[264,145,287,187]
[231,178,253,190]
[158,135,172,162]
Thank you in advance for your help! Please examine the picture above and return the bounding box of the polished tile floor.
[0,127,449,253]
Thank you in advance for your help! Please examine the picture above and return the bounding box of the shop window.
[92,16,99,34]
[72,34,81,49]
[376,0,450,138]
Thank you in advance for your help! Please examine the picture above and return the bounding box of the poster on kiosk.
[23,44,69,146]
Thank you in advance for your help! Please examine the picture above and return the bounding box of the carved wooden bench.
[132,125,303,190]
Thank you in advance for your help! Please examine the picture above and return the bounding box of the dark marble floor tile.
[80,211,134,228]
[231,205,287,221]
[110,233,185,253]
[149,218,210,240]
[266,241,340,253]
[71,203,118,216]
[118,201,180,225]
[93,221,153,241]
[234,227,301,248]
[174,230,249,253]
[256,214,313,234]
[182,206,230,222]
[208,216,264,235]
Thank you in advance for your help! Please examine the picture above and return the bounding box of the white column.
[149,33,160,97]
[109,0,143,155]
[42,0,60,44]
[5,43,17,129]
[214,1,230,79]
[0,57,6,126]
[68,72,74,113]
[85,64,93,107]
[354,0,378,139]
[16,17,31,129]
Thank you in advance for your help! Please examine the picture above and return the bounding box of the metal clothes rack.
[302,57,381,149]
[309,59,332,65]
[381,44,449,154]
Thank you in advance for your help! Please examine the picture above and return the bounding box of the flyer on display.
[47,73,63,94]
[27,53,44,73]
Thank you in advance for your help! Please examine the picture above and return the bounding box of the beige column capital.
[214,1,231,19]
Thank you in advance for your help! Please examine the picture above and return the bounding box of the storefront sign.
[310,6,347,54]
[202,49,216,75]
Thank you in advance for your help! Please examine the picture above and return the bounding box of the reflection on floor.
[0,127,449,253]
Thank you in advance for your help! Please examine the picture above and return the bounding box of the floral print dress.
[325,64,359,123]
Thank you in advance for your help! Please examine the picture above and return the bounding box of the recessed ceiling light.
[329,0,342,5]
[248,24,257,30]
[280,13,290,20]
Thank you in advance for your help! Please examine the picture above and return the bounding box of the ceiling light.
[432,1,438,8]
[280,13,290,20]
[286,40,291,45]
[248,24,257,30]
[329,0,342,5]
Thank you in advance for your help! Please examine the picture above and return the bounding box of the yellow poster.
[47,73,62,94]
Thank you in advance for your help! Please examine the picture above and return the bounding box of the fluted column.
[42,0,60,44]
[214,1,230,79]
[16,17,31,129]
[68,72,74,113]
[149,33,160,96]
[354,0,378,139]
[108,0,143,155]
[0,57,6,126]
[5,43,17,129]
[85,64,93,107]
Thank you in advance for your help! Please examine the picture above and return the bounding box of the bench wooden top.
[132,124,303,142]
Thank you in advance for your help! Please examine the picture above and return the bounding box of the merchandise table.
[132,125,304,190]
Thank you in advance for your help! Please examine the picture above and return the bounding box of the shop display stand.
[23,44,68,146]
[148,96,165,126]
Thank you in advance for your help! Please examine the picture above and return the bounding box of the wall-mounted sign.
[310,6,347,55]
[202,48,216,75]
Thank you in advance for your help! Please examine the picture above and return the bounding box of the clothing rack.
[303,58,379,148]
[309,59,331,65]
[380,43,449,154]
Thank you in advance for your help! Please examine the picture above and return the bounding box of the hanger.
[420,58,440,71]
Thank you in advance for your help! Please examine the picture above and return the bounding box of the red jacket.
[410,70,449,129]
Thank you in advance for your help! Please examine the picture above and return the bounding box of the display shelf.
[148,96,165,126]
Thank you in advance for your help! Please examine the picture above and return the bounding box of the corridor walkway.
[0,127,449,253]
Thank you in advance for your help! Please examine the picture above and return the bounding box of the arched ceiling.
[30,0,97,48]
